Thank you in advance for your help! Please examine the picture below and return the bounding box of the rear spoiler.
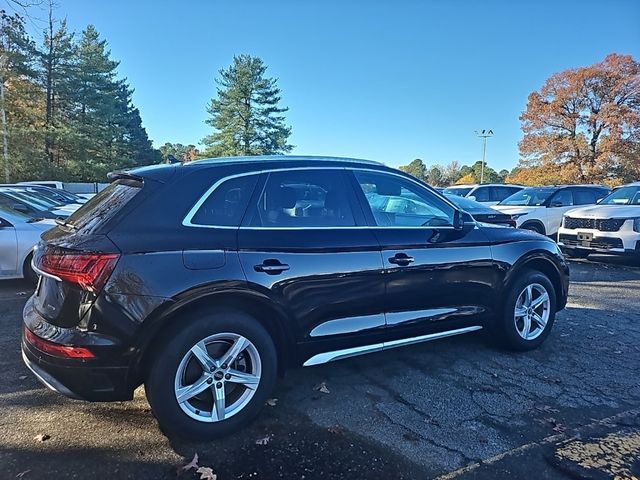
[107,171,144,182]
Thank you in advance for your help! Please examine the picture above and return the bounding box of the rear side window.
[64,180,140,234]
[492,186,519,202]
[573,189,597,205]
[249,169,356,227]
[191,175,258,226]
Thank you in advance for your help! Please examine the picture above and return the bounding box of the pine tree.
[202,55,292,157]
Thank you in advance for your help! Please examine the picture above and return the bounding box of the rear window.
[64,180,141,234]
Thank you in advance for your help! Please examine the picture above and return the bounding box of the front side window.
[471,187,490,202]
[249,169,356,227]
[354,171,455,227]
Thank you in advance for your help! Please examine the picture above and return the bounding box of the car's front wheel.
[494,270,556,350]
[145,307,277,440]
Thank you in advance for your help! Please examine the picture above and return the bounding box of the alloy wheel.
[174,333,262,422]
[514,283,551,341]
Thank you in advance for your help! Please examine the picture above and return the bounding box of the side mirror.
[12,203,29,213]
[549,200,564,207]
[468,195,477,201]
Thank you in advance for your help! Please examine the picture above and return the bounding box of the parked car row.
[0,184,87,281]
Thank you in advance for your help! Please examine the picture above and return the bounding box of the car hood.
[565,205,640,219]
[492,205,538,215]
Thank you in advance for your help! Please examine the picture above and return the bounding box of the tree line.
[0,8,159,183]
[402,54,640,187]
[2,6,638,187]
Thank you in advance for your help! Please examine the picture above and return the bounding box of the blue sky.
[18,0,640,170]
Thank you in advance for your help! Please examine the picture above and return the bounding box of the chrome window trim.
[182,166,460,230]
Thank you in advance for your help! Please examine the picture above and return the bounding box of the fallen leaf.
[180,453,199,472]
[255,435,271,445]
[18,375,27,380]
[266,398,278,407]
[327,426,344,435]
[16,470,30,479]
[196,466,216,480]
[34,434,50,442]
[314,382,330,394]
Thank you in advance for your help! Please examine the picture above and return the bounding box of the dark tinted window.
[192,175,258,226]
[573,188,597,205]
[250,169,355,227]
[65,180,140,234]
[492,186,521,202]
[471,187,490,202]
[549,189,573,207]
[354,171,455,227]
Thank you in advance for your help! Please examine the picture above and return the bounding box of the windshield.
[598,186,640,205]
[443,186,473,197]
[499,187,557,206]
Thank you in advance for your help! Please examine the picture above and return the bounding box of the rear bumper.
[22,297,134,402]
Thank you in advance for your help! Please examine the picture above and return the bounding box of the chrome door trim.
[302,325,482,367]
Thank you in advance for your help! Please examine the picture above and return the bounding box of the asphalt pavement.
[0,256,639,479]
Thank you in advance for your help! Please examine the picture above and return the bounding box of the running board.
[303,325,483,367]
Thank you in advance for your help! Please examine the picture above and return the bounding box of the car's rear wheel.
[494,270,556,350]
[145,307,277,440]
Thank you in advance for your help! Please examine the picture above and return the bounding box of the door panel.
[0,222,18,277]
[350,169,496,341]
[238,169,386,363]
[377,228,496,340]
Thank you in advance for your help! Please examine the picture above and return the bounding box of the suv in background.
[23,156,568,440]
[493,185,610,237]
[558,182,640,258]
[443,184,524,205]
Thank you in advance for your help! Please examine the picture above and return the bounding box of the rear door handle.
[388,253,415,266]
[254,260,290,275]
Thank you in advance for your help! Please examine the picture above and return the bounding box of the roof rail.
[188,155,384,167]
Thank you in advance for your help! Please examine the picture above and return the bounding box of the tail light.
[24,326,95,358]
[36,249,119,293]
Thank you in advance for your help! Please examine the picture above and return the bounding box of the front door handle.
[388,253,415,266]
[254,260,290,275]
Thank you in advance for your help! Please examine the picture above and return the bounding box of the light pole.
[474,129,493,184]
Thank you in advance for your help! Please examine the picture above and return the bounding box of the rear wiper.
[55,218,76,230]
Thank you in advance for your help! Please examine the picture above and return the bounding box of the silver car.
[0,206,54,282]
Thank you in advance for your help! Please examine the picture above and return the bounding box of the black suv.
[22,156,569,439]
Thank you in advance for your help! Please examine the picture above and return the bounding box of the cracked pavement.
[0,257,639,479]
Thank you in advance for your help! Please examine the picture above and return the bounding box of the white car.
[0,206,55,282]
[443,184,524,205]
[558,182,640,258]
[493,185,610,237]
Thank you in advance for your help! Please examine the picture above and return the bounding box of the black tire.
[493,270,556,351]
[145,307,277,440]
[23,253,39,285]
[521,222,545,235]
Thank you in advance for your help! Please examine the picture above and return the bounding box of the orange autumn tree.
[518,54,640,185]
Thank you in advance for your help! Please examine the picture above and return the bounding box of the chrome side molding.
[302,325,483,367]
